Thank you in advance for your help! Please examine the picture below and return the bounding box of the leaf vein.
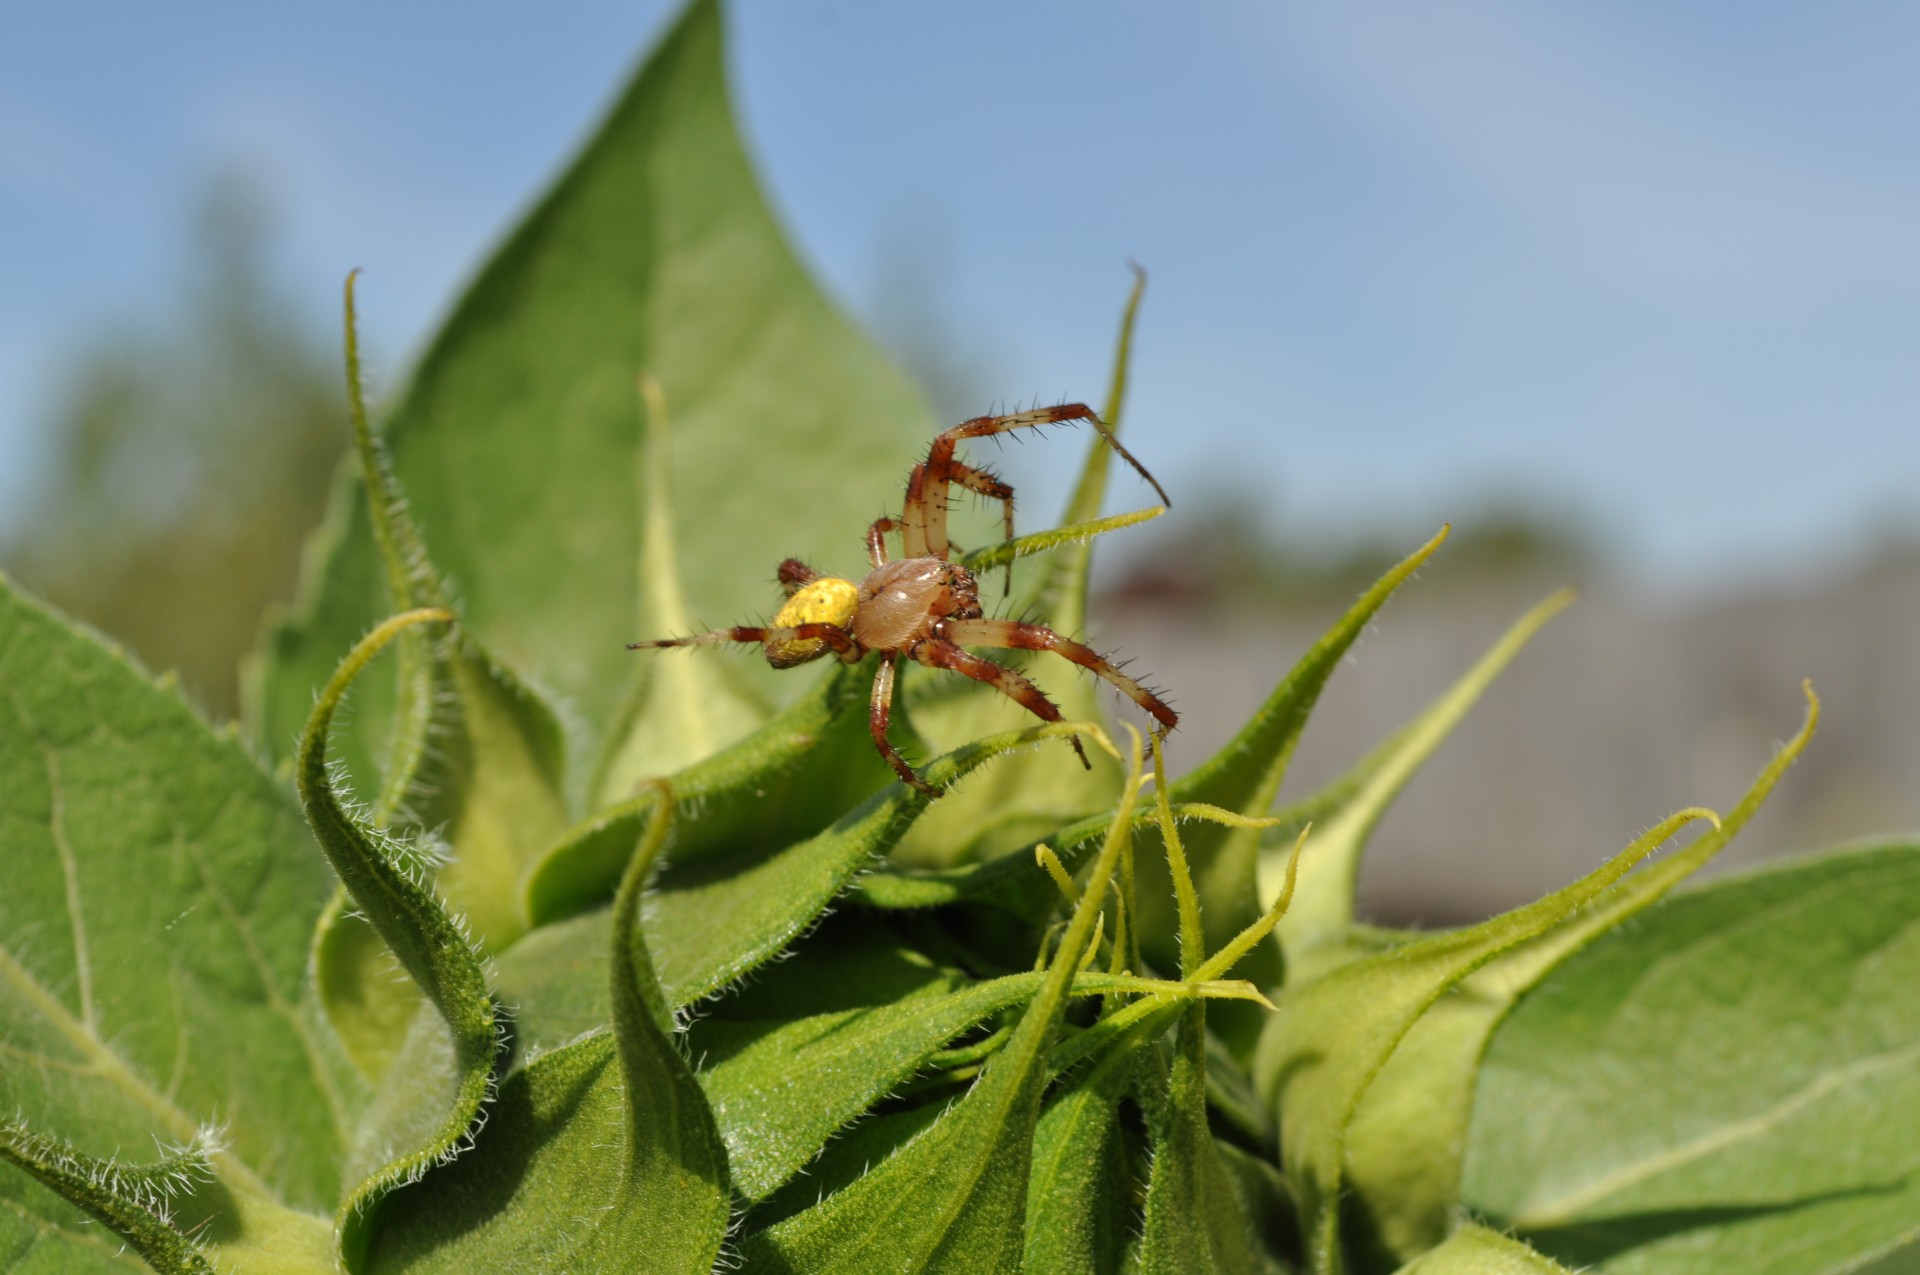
[1517,1036,1920,1225]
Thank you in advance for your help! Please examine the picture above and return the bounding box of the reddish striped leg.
[627,623,858,660]
[868,654,936,794]
[900,403,1171,562]
[909,639,1092,771]
[941,618,1177,735]
[866,517,901,568]
[778,557,821,595]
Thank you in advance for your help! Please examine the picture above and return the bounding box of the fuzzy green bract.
[3,1,1915,1272]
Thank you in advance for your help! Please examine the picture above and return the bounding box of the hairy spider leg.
[628,622,860,662]
[910,638,1093,771]
[777,558,821,597]
[945,459,1018,593]
[941,618,1177,735]
[873,458,1015,585]
[868,653,936,794]
[900,403,1173,564]
[866,516,901,569]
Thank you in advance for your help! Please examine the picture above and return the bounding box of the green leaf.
[504,866,1255,1212]
[245,454,392,798]
[364,789,729,1272]
[1463,839,1920,1275]
[1139,1009,1261,1274]
[522,660,881,927]
[498,720,1114,1037]
[353,1037,655,1273]
[749,1101,953,1231]
[0,578,347,1258]
[1392,1224,1573,1274]
[602,782,729,1261]
[739,731,1151,1271]
[956,505,1166,582]
[1214,1138,1300,1271]
[248,0,927,785]
[644,719,1110,1009]
[591,376,770,806]
[1136,735,1273,1275]
[1205,1029,1278,1156]
[852,800,1274,913]
[1256,805,1722,1274]
[1023,1035,1147,1275]
[0,1120,215,1275]
[308,273,572,1086]
[1269,589,1572,967]
[1341,686,1818,1270]
[313,894,424,1088]
[703,964,1199,1202]
[293,609,497,1266]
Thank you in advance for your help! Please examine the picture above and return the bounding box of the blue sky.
[4,3,1916,587]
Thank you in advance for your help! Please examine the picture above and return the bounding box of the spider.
[629,403,1178,795]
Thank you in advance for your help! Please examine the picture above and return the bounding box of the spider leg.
[870,653,940,795]
[910,638,1092,771]
[628,625,774,651]
[777,558,821,597]
[941,618,1178,735]
[629,622,860,662]
[900,403,1170,564]
[867,516,900,569]
[945,459,1017,594]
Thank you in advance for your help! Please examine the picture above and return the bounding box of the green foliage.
[1464,839,1920,1274]
[1,3,1913,1273]
[1392,1224,1573,1274]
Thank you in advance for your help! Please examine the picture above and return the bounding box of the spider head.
[944,564,984,621]
[767,576,859,668]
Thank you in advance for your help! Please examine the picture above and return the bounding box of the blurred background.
[3,3,1915,921]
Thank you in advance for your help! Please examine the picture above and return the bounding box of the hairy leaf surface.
[1257,807,1720,1273]
[1464,840,1920,1275]
[523,662,881,927]
[1023,1040,1144,1275]
[364,794,728,1272]
[738,738,1148,1271]
[293,611,497,1265]
[0,579,346,1263]
[1342,687,1817,1269]
[1139,1010,1261,1273]
[704,967,1196,1202]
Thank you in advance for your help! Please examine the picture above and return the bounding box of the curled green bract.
[294,607,497,1265]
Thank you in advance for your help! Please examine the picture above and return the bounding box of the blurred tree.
[1104,489,1594,612]
[0,170,344,720]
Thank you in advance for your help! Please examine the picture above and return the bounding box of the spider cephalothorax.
[630,403,1177,794]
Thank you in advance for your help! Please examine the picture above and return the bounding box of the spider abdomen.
[853,556,980,651]
[766,576,859,667]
